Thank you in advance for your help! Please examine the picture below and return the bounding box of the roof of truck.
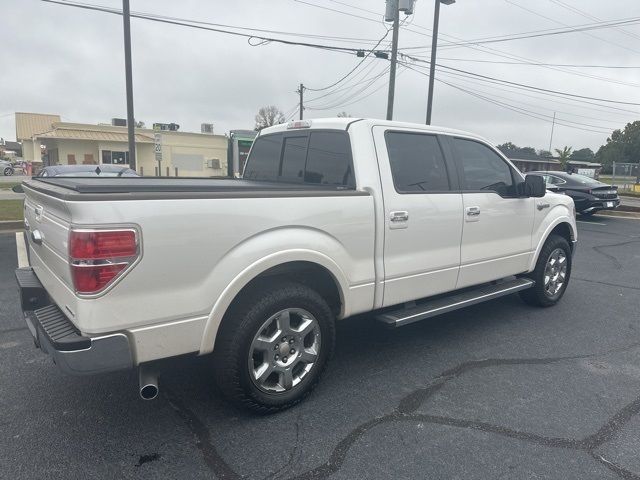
[259,118,489,143]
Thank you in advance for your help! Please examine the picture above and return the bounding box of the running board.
[377,278,535,327]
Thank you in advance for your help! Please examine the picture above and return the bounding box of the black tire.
[3,167,13,176]
[579,210,596,216]
[520,234,572,307]
[213,280,335,413]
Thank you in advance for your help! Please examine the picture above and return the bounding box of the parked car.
[0,159,14,176]
[16,118,577,412]
[532,171,619,216]
[36,164,139,177]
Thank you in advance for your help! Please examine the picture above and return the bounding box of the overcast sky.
[2,0,640,152]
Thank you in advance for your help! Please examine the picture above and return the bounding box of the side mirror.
[11,184,24,194]
[522,174,546,198]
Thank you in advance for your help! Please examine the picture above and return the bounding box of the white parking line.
[576,220,607,225]
[15,232,29,268]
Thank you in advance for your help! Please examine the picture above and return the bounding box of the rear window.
[243,130,355,188]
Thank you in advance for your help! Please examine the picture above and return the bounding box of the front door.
[450,137,535,288]
[373,127,463,308]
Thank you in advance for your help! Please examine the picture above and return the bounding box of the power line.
[549,0,640,42]
[42,0,376,55]
[503,0,640,55]
[293,0,640,91]
[436,57,640,69]
[404,58,640,106]
[305,28,391,92]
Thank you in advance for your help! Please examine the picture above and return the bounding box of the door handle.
[390,211,409,222]
[537,202,550,210]
[466,206,481,216]
[31,229,43,245]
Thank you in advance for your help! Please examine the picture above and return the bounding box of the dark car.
[532,171,619,216]
[37,164,139,178]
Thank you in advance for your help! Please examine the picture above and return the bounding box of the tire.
[579,210,596,217]
[3,167,13,176]
[520,234,572,307]
[213,280,336,413]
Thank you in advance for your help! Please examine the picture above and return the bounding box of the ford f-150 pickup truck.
[15,118,577,412]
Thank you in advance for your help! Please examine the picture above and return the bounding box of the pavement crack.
[164,387,241,480]
[573,277,640,291]
[290,344,640,480]
[590,452,640,480]
[591,239,640,270]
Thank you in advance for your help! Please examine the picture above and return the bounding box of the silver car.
[0,159,14,176]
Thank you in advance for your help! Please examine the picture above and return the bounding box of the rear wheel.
[520,234,572,307]
[213,281,335,413]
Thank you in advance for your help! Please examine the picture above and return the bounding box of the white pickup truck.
[16,118,577,412]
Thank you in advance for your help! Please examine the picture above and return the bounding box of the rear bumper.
[579,198,620,213]
[15,267,133,375]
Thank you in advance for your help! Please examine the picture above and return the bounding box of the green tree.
[554,146,573,167]
[570,147,595,161]
[595,121,640,172]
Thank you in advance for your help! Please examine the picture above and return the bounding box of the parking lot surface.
[1,216,640,479]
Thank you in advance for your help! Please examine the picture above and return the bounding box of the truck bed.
[24,177,365,201]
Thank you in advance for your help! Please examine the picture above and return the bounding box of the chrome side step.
[377,278,535,327]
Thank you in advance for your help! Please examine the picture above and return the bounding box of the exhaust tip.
[140,384,158,400]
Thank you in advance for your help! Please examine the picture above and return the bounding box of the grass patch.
[0,200,24,221]
[0,181,22,191]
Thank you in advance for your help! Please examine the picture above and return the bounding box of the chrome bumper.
[16,267,133,375]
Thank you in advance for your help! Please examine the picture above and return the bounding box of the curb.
[618,205,640,213]
[0,220,24,232]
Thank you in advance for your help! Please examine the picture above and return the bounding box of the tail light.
[69,228,140,295]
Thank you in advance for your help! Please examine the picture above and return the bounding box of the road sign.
[154,133,162,162]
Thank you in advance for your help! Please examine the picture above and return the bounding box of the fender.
[198,237,357,355]
[528,209,576,272]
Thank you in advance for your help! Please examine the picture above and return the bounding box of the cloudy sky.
[2,0,640,152]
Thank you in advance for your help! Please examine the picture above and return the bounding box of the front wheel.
[579,210,596,217]
[213,281,335,413]
[520,234,572,307]
[3,167,13,176]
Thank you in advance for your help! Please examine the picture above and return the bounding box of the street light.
[425,0,455,125]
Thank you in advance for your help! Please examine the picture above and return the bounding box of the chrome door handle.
[31,229,43,245]
[390,211,409,222]
[466,206,481,216]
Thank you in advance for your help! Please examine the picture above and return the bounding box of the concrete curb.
[0,220,24,231]
[618,205,640,213]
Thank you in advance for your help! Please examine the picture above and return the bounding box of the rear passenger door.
[450,137,535,288]
[373,127,463,308]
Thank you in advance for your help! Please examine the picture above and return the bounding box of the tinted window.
[243,134,282,180]
[454,138,515,196]
[385,132,450,192]
[304,132,354,187]
[280,135,307,183]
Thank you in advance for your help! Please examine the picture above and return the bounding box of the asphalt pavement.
[1,217,640,479]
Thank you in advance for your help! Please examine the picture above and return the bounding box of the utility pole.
[122,0,136,170]
[386,0,400,121]
[297,83,305,120]
[548,111,556,153]
[426,0,455,125]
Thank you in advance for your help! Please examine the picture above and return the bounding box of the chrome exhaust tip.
[139,366,159,400]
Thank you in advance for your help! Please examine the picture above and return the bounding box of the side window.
[454,138,515,196]
[385,132,450,193]
[243,134,282,180]
[280,135,308,183]
[304,132,354,187]
[548,175,566,185]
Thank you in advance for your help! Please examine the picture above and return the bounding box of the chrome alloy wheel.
[544,248,568,297]
[248,308,321,393]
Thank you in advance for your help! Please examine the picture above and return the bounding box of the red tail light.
[69,228,140,295]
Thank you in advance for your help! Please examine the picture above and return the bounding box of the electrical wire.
[549,0,640,41]
[436,57,640,69]
[305,27,391,92]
